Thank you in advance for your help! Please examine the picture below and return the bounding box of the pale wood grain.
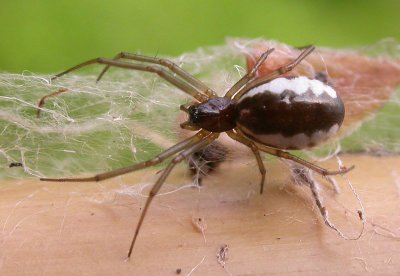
[1,154,399,275]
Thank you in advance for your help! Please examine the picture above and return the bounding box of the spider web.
[0,38,399,180]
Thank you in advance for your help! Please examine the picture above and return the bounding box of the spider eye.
[188,106,201,124]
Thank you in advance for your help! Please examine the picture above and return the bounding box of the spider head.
[180,97,237,133]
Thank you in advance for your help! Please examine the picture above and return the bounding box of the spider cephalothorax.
[185,97,237,132]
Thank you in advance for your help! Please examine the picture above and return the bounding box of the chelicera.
[39,46,354,259]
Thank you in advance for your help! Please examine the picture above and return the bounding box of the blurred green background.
[1,0,399,73]
[0,0,399,179]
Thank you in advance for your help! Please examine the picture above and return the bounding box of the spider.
[39,46,354,259]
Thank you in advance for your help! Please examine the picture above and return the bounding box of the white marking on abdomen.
[240,124,340,149]
[240,77,337,100]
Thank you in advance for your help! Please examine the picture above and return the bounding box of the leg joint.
[172,154,185,164]
[97,57,107,64]
[118,52,132,59]
[158,58,175,69]
[146,65,165,75]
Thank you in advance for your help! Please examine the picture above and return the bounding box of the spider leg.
[289,163,341,194]
[40,130,213,182]
[51,58,209,102]
[226,130,266,194]
[258,142,353,176]
[96,52,217,98]
[127,132,219,258]
[294,168,348,239]
[36,88,68,117]
[233,128,354,177]
[224,48,275,99]
[233,46,315,101]
[256,143,354,176]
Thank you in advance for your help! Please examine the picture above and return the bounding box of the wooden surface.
[1,154,400,275]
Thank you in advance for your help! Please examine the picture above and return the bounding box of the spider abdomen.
[236,77,344,149]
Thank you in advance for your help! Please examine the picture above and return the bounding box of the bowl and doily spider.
[38,45,354,259]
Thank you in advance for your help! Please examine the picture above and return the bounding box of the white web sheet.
[0,38,399,179]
